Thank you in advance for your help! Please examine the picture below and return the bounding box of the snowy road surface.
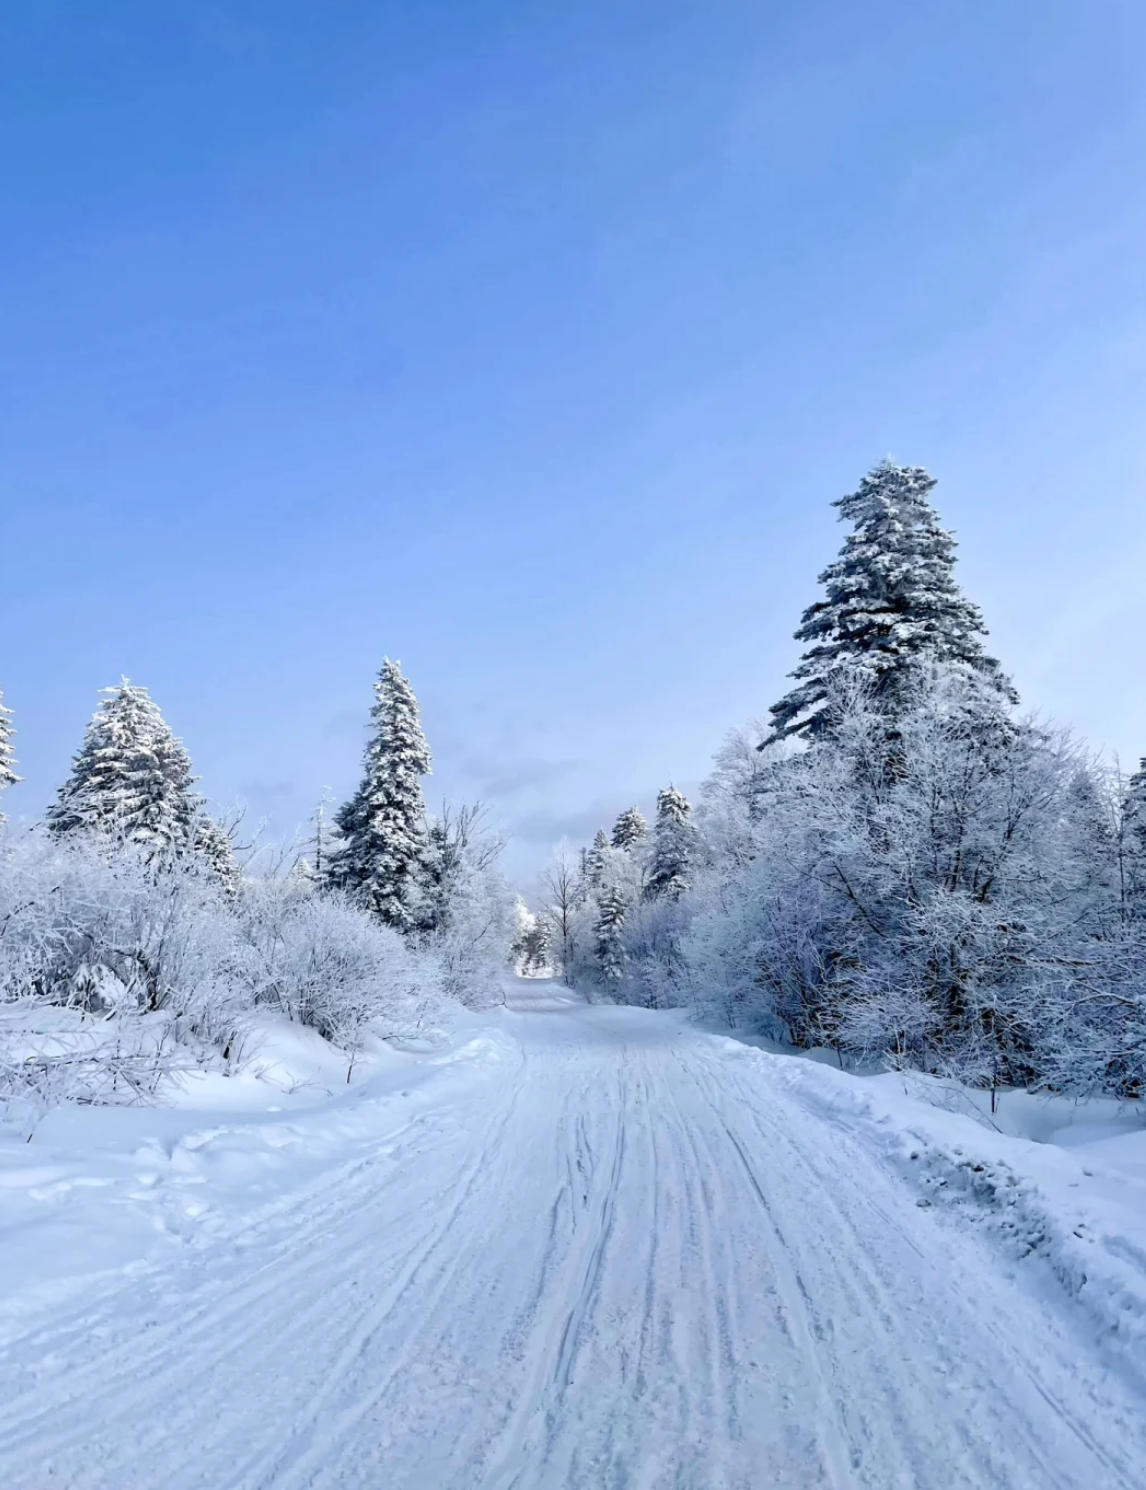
[2,983,1145,1489]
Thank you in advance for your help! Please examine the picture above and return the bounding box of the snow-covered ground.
[1,980,1145,1488]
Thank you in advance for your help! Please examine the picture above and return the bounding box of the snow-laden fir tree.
[292,789,342,890]
[645,786,693,901]
[593,885,628,984]
[515,912,550,975]
[1122,758,1146,913]
[767,461,1016,744]
[611,806,648,852]
[328,659,431,931]
[193,813,242,896]
[0,687,19,818]
[47,680,199,858]
[583,828,612,888]
[310,788,341,885]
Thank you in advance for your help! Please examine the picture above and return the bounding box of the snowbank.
[727,1038,1146,1388]
[0,1013,520,1339]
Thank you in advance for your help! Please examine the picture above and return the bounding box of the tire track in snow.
[718,1121,859,1490]
[687,1045,1142,1490]
[0,1112,450,1458]
[482,1054,629,1489]
[0,1079,519,1487]
[233,1073,531,1490]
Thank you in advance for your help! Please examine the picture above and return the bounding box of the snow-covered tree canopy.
[583,828,611,888]
[46,680,201,858]
[768,460,1016,744]
[0,688,19,816]
[594,886,628,983]
[611,806,648,852]
[416,802,516,1005]
[328,659,432,931]
[645,786,693,902]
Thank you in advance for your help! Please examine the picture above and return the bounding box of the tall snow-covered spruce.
[328,659,432,931]
[768,460,1015,743]
[47,680,199,858]
[645,786,693,901]
[0,687,19,817]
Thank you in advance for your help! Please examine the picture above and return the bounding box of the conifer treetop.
[611,806,649,851]
[768,460,1016,744]
[645,785,693,901]
[583,828,612,887]
[46,679,199,855]
[0,687,19,795]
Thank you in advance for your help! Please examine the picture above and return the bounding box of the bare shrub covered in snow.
[231,874,446,1049]
[0,829,239,1037]
[0,1000,189,1134]
[0,828,463,1112]
[415,803,518,1008]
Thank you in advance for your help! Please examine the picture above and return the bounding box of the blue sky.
[3,1,1146,879]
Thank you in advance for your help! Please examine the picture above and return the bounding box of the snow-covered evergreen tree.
[0,687,20,818]
[526,916,550,974]
[768,461,1015,743]
[583,829,612,888]
[328,660,432,931]
[514,909,550,975]
[645,786,693,901]
[193,813,242,896]
[411,803,514,1003]
[46,681,198,858]
[611,806,648,852]
[594,886,628,984]
[307,788,340,886]
[1122,758,1146,913]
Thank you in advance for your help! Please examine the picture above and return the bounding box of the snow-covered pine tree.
[583,829,612,888]
[328,659,432,931]
[593,886,628,984]
[413,801,494,937]
[46,680,199,858]
[527,916,550,974]
[193,813,242,896]
[515,912,550,975]
[611,806,648,852]
[1122,758,1146,913]
[306,787,340,885]
[767,460,1016,744]
[0,687,20,817]
[645,786,693,901]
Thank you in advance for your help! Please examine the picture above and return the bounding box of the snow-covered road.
[2,984,1144,1489]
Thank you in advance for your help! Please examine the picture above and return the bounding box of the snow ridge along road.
[1,981,1144,1489]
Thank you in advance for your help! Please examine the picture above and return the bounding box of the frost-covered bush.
[416,804,517,1007]
[0,825,465,1110]
[0,1000,190,1132]
[0,831,245,1119]
[0,830,239,1040]
[231,875,445,1050]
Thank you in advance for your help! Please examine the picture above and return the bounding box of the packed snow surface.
[2,982,1146,1489]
